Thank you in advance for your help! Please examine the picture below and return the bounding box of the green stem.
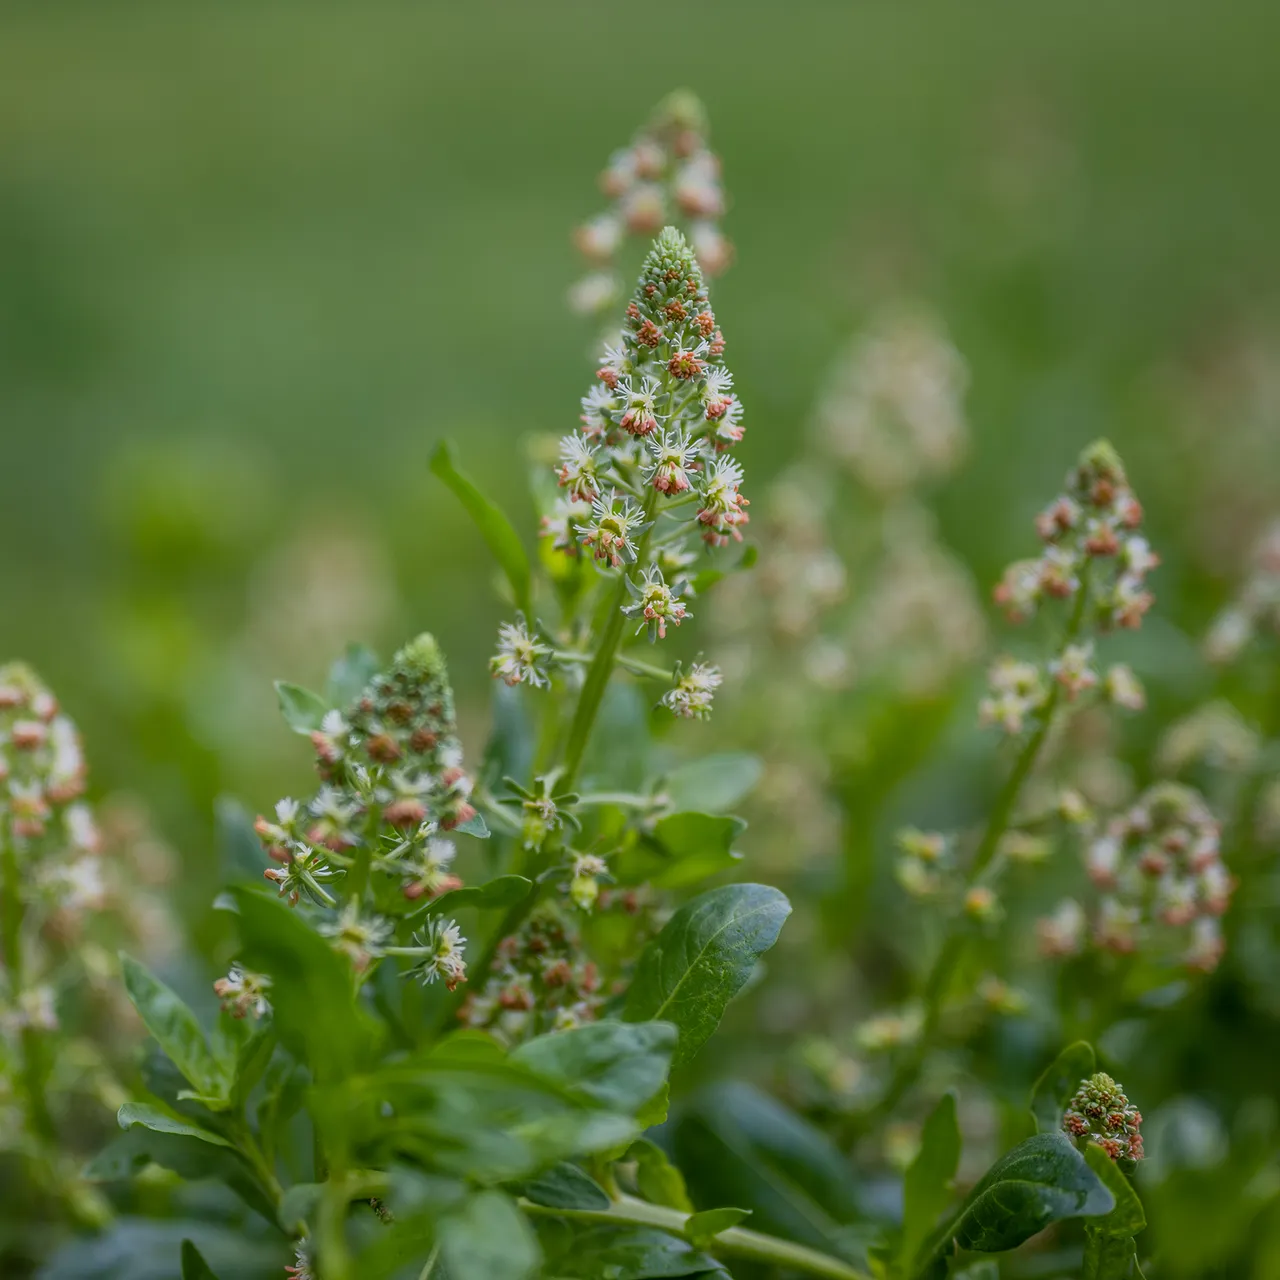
[517,1195,869,1280]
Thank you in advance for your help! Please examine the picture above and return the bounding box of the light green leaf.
[685,1207,751,1247]
[116,1103,235,1148]
[624,884,790,1067]
[180,1239,221,1280]
[628,1138,692,1212]
[437,1190,539,1280]
[662,754,763,814]
[645,813,746,889]
[1031,1041,1096,1133]
[901,1092,960,1271]
[119,955,227,1101]
[273,680,330,734]
[278,1182,324,1232]
[431,440,533,616]
[1082,1145,1147,1280]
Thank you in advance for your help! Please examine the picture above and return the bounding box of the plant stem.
[517,1195,870,1280]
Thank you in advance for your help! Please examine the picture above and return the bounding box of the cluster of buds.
[660,660,723,721]
[213,965,272,1020]
[1041,782,1233,972]
[1206,519,1280,663]
[459,908,603,1043]
[995,441,1158,630]
[570,91,731,317]
[1062,1072,1144,1163]
[894,828,952,899]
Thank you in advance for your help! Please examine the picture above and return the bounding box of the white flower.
[490,617,552,689]
[407,917,468,990]
[213,965,273,1020]
[661,662,722,720]
[576,491,652,568]
[580,383,619,437]
[320,900,393,970]
[643,428,700,495]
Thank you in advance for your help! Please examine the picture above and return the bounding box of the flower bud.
[1062,1072,1143,1163]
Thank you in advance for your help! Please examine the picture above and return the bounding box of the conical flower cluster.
[570,91,732,317]
[1063,1071,1144,1163]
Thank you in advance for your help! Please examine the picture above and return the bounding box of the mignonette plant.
[3,93,1266,1280]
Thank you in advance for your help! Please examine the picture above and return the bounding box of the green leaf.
[1081,1146,1146,1280]
[274,680,330,734]
[662,755,763,815]
[670,1082,861,1257]
[180,1240,220,1280]
[278,1182,324,1233]
[230,1023,276,1108]
[114,1103,235,1148]
[431,440,532,616]
[629,1138,693,1212]
[1030,1041,1096,1133]
[540,1224,719,1278]
[457,810,491,838]
[519,1162,611,1211]
[215,796,267,882]
[512,1020,676,1114]
[119,955,227,1101]
[644,813,747,889]
[624,884,790,1067]
[684,1207,750,1247]
[901,1092,960,1271]
[915,1133,1114,1278]
[437,1190,539,1280]
[326,643,379,707]
[410,874,531,920]
[229,885,377,1082]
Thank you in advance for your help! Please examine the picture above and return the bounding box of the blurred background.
[4,1,1280,1273]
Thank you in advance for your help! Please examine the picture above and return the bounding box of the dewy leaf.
[119,955,228,1100]
[410,874,530,920]
[512,1020,677,1114]
[901,1092,960,1271]
[431,440,533,616]
[1031,1041,1097,1133]
[624,884,790,1067]
[326,642,379,707]
[180,1239,221,1280]
[915,1133,1114,1278]
[629,1138,693,1212]
[662,754,763,815]
[685,1207,751,1246]
[273,680,331,734]
[437,1190,539,1280]
[645,813,747,890]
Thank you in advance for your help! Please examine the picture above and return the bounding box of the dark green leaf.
[519,1162,611,1211]
[431,440,532,616]
[1030,1041,1096,1133]
[39,1221,282,1280]
[410,874,531,920]
[915,1133,1114,1278]
[216,797,268,882]
[119,955,227,1101]
[662,755,763,815]
[180,1240,220,1280]
[624,884,790,1067]
[512,1020,676,1114]
[629,1138,692,1211]
[326,643,379,707]
[273,681,330,734]
[684,1207,750,1247]
[542,1225,718,1278]
[901,1092,960,1271]
[644,813,746,889]
[437,1190,539,1280]
[231,1023,276,1108]
[1081,1146,1146,1280]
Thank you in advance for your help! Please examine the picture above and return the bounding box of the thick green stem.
[517,1195,869,1280]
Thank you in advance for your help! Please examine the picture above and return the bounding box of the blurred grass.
[1,0,1279,844]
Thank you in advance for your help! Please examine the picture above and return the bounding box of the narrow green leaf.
[1031,1041,1097,1133]
[685,1207,751,1247]
[628,1138,692,1211]
[901,1092,960,1271]
[624,884,790,1067]
[181,1239,221,1280]
[662,754,763,814]
[326,643,379,707]
[437,1190,539,1280]
[119,955,227,1100]
[116,1103,234,1148]
[410,874,530,920]
[915,1133,1114,1278]
[274,680,330,734]
[431,440,533,616]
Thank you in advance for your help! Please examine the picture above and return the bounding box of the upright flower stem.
[517,1196,870,1280]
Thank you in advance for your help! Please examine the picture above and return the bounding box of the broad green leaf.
[229,885,376,1081]
[512,1020,676,1114]
[629,1138,693,1211]
[1082,1146,1146,1280]
[645,813,746,889]
[326,642,379,707]
[119,955,227,1101]
[685,1207,750,1246]
[431,440,532,616]
[273,680,330,734]
[1031,1041,1096,1133]
[215,796,267,882]
[180,1240,220,1280]
[901,1092,960,1271]
[520,1162,611,1211]
[541,1224,718,1278]
[662,755,763,815]
[624,884,790,1067]
[410,874,531,920]
[278,1182,324,1232]
[915,1133,1114,1278]
[437,1190,539,1280]
[670,1082,861,1258]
